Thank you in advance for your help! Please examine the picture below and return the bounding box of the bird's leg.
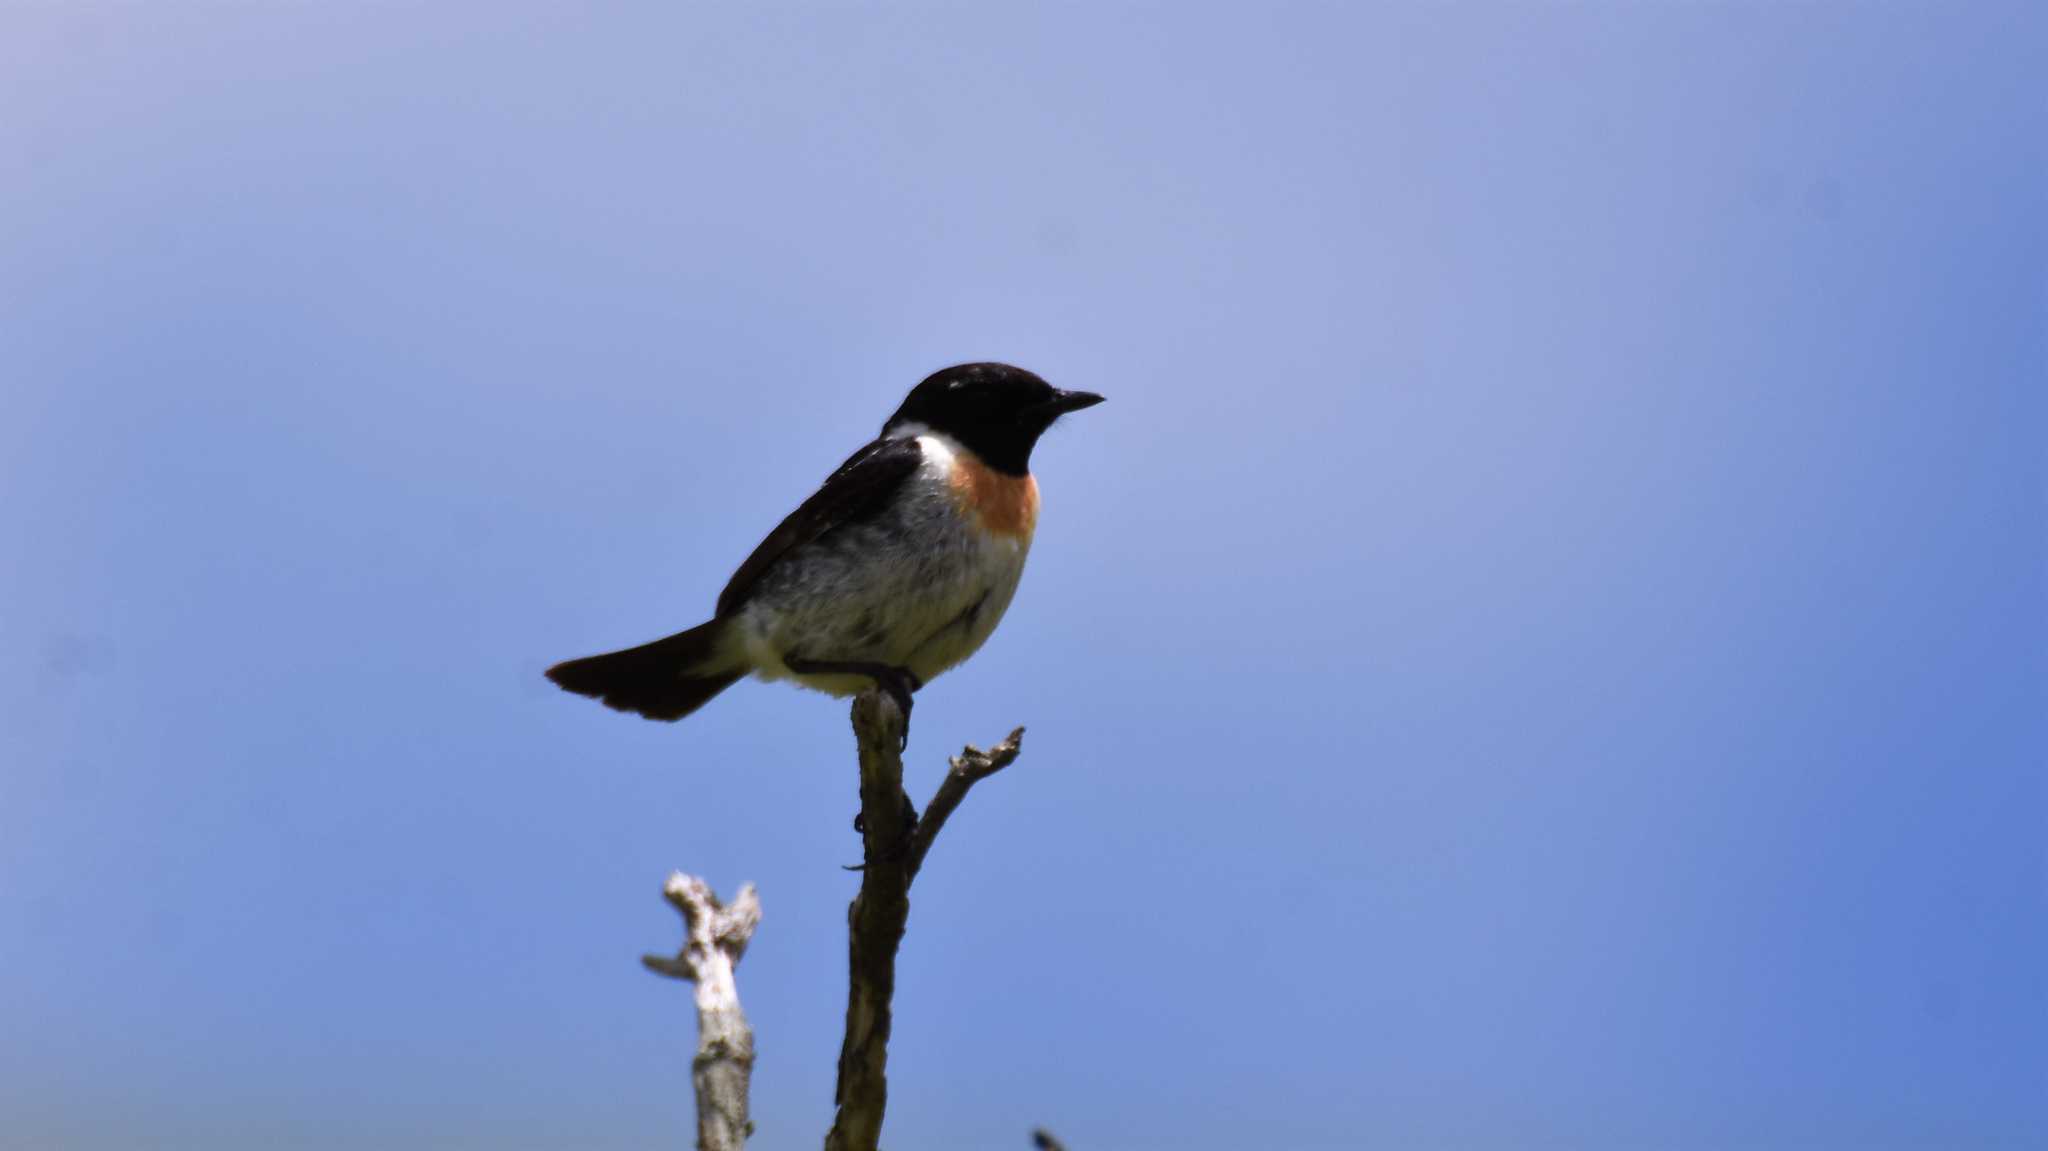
[783,656,922,748]
[879,667,921,742]
[789,653,923,868]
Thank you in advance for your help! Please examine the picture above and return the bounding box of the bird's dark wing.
[714,436,926,618]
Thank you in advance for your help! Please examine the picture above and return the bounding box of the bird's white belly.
[734,466,1031,696]
[900,534,1027,684]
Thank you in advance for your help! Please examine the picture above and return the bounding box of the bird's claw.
[878,667,920,750]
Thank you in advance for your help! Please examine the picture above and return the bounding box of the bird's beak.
[1041,389,1106,416]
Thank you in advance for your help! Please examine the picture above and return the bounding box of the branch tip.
[647,872,758,1150]
[950,726,1026,780]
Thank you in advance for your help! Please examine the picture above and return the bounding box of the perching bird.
[546,362,1102,742]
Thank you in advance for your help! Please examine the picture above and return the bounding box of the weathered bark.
[823,693,1026,1151]
[822,694,912,1151]
[644,874,762,1151]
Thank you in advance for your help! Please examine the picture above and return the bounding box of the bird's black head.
[883,362,1104,476]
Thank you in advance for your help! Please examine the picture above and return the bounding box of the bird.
[545,362,1103,744]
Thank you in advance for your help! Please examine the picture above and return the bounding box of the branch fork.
[645,691,1029,1151]
[825,693,1025,1151]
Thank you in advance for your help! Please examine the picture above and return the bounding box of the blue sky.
[2,4,2042,1149]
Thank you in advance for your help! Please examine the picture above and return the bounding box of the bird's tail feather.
[545,619,744,722]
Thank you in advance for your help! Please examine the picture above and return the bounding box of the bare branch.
[825,693,1027,1151]
[907,726,1024,882]
[644,873,760,1151]
[824,694,913,1151]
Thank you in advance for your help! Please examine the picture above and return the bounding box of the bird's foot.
[876,667,922,750]
[783,654,921,750]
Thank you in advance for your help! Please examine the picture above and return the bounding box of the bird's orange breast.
[947,452,1038,540]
